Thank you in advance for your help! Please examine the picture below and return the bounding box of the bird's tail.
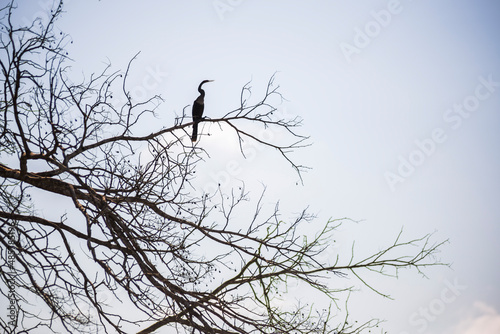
[191,121,198,142]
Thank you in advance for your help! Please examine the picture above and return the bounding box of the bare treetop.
[0,1,446,334]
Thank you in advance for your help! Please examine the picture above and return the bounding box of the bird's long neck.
[197,83,206,97]
[196,85,205,105]
[195,91,205,104]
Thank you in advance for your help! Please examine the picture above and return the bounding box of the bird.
[191,80,214,142]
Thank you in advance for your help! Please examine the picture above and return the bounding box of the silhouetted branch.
[0,2,447,334]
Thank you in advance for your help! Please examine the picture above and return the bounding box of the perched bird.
[191,80,213,142]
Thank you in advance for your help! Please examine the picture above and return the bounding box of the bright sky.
[12,1,500,333]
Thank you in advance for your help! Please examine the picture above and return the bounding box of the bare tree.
[0,1,446,333]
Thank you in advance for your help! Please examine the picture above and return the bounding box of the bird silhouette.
[191,80,213,142]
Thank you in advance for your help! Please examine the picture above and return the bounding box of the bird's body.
[191,80,213,142]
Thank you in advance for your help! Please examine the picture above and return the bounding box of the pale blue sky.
[11,1,500,333]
